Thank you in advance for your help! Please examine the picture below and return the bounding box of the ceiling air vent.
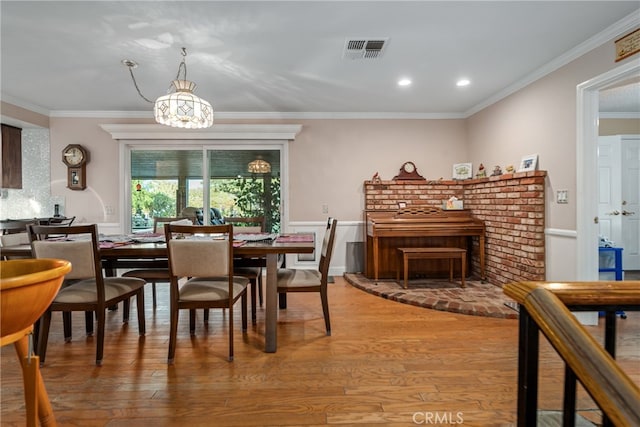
[343,38,388,60]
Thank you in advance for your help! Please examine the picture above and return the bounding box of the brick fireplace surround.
[364,171,546,287]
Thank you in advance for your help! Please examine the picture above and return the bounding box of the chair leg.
[189,309,196,335]
[203,309,209,323]
[152,282,157,309]
[279,293,287,309]
[95,309,106,366]
[250,279,257,324]
[320,289,331,336]
[136,290,146,335]
[32,319,40,351]
[241,293,248,332]
[36,311,52,366]
[62,311,72,342]
[258,269,263,307]
[122,299,130,323]
[228,305,234,362]
[168,306,179,364]
[85,311,94,336]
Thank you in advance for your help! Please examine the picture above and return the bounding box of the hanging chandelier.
[123,47,213,129]
[248,159,271,174]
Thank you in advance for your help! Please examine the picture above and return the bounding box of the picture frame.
[452,163,472,180]
[518,154,538,172]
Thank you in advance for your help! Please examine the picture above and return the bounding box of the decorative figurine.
[475,163,487,178]
[505,165,515,174]
[371,172,381,184]
[491,165,503,176]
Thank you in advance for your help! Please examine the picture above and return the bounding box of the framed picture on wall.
[452,163,472,180]
[518,154,538,172]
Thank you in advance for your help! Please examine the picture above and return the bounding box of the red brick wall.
[364,171,546,286]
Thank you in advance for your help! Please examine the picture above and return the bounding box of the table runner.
[275,234,314,243]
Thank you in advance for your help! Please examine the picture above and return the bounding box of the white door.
[597,135,640,270]
[597,136,621,247]
[621,137,640,269]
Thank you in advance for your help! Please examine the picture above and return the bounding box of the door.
[621,137,640,269]
[597,135,640,270]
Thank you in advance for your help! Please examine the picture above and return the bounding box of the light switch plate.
[557,190,568,204]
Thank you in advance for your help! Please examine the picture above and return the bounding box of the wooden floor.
[1,277,638,426]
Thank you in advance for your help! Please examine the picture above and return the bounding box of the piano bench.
[396,247,467,289]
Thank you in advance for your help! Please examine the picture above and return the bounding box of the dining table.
[0,233,315,353]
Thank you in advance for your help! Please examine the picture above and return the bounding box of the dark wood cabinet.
[1,124,22,189]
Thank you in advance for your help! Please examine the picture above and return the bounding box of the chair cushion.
[54,277,145,304]
[277,268,321,288]
[180,277,249,302]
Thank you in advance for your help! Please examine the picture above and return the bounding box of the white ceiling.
[1,1,639,120]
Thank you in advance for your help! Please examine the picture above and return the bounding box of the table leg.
[460,253,466,288]
[14,334,56,427]
[403,255,409,289]
[264,253,278,353]
[373,237,379,280]
[479,234,486,282]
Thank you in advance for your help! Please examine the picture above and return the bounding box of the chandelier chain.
[127,67,154,104]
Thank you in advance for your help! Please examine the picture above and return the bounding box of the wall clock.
[62,144,88,190]
[393,161,425,180]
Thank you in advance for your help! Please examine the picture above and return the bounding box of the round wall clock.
[62,144,88,190]
[62,144,87,167]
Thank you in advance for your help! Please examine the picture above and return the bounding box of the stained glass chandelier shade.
[154,80,213,129]
[124,47,213,129]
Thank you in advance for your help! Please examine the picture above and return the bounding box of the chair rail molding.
[545,228,577,238]
[100,124,303,140]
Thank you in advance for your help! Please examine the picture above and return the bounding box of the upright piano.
[365,206,486,281]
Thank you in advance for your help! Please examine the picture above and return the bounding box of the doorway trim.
[576,59,640,280]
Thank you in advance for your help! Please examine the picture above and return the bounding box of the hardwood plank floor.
[1,277,638,426]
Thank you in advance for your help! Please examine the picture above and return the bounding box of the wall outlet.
[322,204,329,214]
[557,190,568,204]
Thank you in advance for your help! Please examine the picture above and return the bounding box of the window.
[130,148,281,233]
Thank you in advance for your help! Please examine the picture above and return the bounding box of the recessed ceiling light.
[398,78,412,87]
[456,79,471,87]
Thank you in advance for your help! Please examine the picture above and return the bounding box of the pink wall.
[466,40,638,231]
[40,116,468,224]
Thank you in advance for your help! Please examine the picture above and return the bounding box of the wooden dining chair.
[28,224,146,366]
[164,223,249,363]
[225,216,266,323]
[0,232,30,260]
[122,216,192,309]
[276,218,337,335]
[38,216,76,226]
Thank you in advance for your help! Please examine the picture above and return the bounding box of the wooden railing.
[503,281,640,427]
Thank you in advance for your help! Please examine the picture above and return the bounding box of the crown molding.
[57,110,465,120]
[1,94,50,116]
[100,123,303,140]
[465,12,640,117]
